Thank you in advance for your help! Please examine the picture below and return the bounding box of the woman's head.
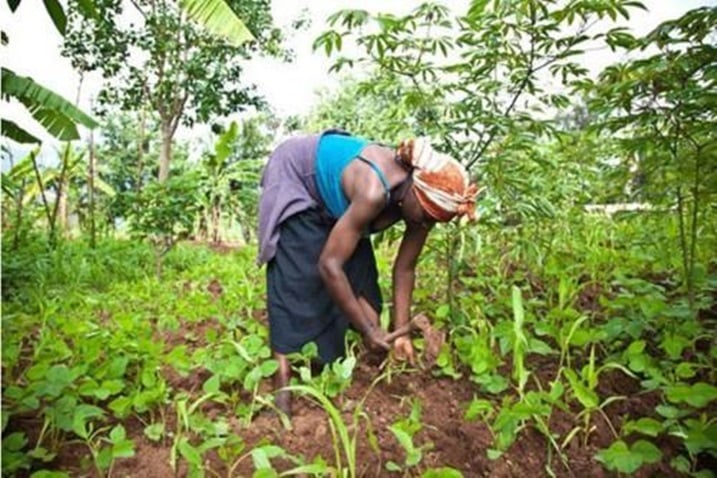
[396,138,478,223]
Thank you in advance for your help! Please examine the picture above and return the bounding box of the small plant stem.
[597,408,619,439]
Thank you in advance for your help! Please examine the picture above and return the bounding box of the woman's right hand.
[392,336,415,365]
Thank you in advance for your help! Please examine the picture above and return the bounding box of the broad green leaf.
[632,439,662,464]
[178,437,203,466]
[595,440,643,474]
[109,424,126,442]
[28,446,56,462]
[527,338,554,355]
[422,468,463,478]
[624,417,663,437]
[178,0,254,47]
[675,362,696,379]
[254,469,279,478]
[43,365,74,397]
[665,382,717,408]
[660,334,690,360]
[260,359,279,377]
[564,369,598,409]
[655,404,688,420]
[203,374,221,394]
[43,0,66,35]
[1,118,40,144]
[71,404,105,439]
[144,423,164,442]
[2,432,27,451]
[251,445,285,470]
[2,68,98,141]
[670,455,691,474]
[486,448,503,460]
[108,396,133,418]
[683,420,717,455]
[389,425,420,466]
[30,471,70,478]
[465,398,492,421]
[112,438,135,459]
[435,304,450,319]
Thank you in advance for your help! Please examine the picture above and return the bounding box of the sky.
[1,0,713,163]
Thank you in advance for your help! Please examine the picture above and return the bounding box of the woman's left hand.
[392,336,415,365]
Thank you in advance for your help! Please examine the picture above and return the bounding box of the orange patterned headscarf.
[397,138,478,222]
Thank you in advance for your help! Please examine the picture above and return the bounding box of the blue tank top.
[315,133,390,218]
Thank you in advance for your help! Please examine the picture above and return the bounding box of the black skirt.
[266,208,382,363]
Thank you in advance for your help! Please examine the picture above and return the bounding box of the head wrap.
[396,137,478,222]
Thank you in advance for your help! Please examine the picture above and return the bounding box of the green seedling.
[562,345,634,448]
[231,335,279,425]
[169,389,224,475]
[386,399,433,475]
[285,367,389,478]
[70,405,135,477]
[595,439,662,474]
[486,388,571,476]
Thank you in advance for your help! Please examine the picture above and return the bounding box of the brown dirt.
[207,278,224,301]
[17,355,683,478]
[9,313,688,478]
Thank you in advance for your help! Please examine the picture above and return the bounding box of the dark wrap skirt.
[267,207,382,363]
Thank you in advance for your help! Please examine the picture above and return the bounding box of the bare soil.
[17,360,683,478]
[9,278,687,477]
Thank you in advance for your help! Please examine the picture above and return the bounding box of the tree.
[64,0,283,182]
[197,115,272,244]
[128,172,201,277]
[3,0,256,147]
[94,109,193,230]
[314,0,648,222]
[583,6,717,308]
[304,75,437,144]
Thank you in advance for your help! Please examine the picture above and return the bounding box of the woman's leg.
[273,351,292,415]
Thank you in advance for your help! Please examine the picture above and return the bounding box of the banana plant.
[1,68,98,144]
[3,0,252,146]
[15,144,115,244]
[1,149,37,248]
[197,120,263,244]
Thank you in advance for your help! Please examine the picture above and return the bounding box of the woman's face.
[399,188,434,230]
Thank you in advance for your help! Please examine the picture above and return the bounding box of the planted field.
[3,1,716,476]
[3,214,715,477]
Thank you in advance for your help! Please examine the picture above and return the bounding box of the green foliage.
[596,439,662,474]
[178,0,255,46]
[304,75,428,144]
[386,399,431,473]
[2,2,717,476]
[1,67,97,143]
[583,6,717,306]
[196,117,270,243]
[128,174,201,274]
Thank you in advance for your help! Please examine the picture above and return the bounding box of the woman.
[257,129,477,414]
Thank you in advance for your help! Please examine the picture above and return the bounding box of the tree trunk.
[159,120,172,183]
[211,200,221,244]
[137,107,146,192]
[30,151,55,246]
[12,180,26,250]
[57,183,68,237]
[88,128,97,248]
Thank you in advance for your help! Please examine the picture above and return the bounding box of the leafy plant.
[386,398,432,475]
[595,439,662,474]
